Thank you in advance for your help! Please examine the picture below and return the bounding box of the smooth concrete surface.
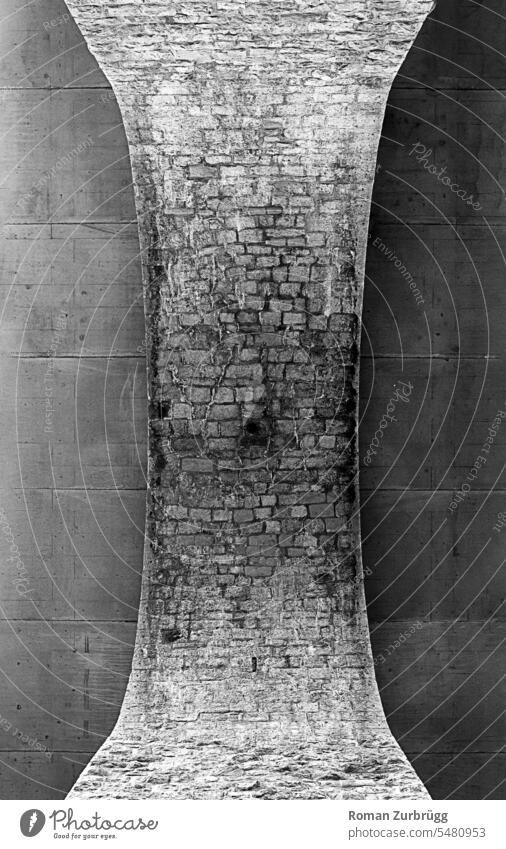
[0,0,503,799]
[360,0,506,800]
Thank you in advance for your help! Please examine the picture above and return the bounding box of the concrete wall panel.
[0,0,503,799]
[362,0,506,800]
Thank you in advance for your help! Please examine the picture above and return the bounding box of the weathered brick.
[181,458,214,473]
[189,165,216,180]
[212,509,232,521]
[233,509,254,523]
[189,508,212,522]
[208,404,239,420]
[279,281,301,297]
[213,387,235,403]
[188,387,211,403]
[238,229,264,243]
[282,312,306,327]
[272,267,288,283]
[172,403,192,418]
[308,502,335,518]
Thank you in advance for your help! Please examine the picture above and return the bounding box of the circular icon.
[20,810,46,837]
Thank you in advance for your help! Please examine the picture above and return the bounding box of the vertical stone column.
[65,0,432,798]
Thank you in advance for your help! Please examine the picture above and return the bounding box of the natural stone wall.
[64,0,432,798]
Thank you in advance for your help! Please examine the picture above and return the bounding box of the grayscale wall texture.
[0,0,504,801]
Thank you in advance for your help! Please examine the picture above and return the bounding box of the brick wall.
[64,0,432,798]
